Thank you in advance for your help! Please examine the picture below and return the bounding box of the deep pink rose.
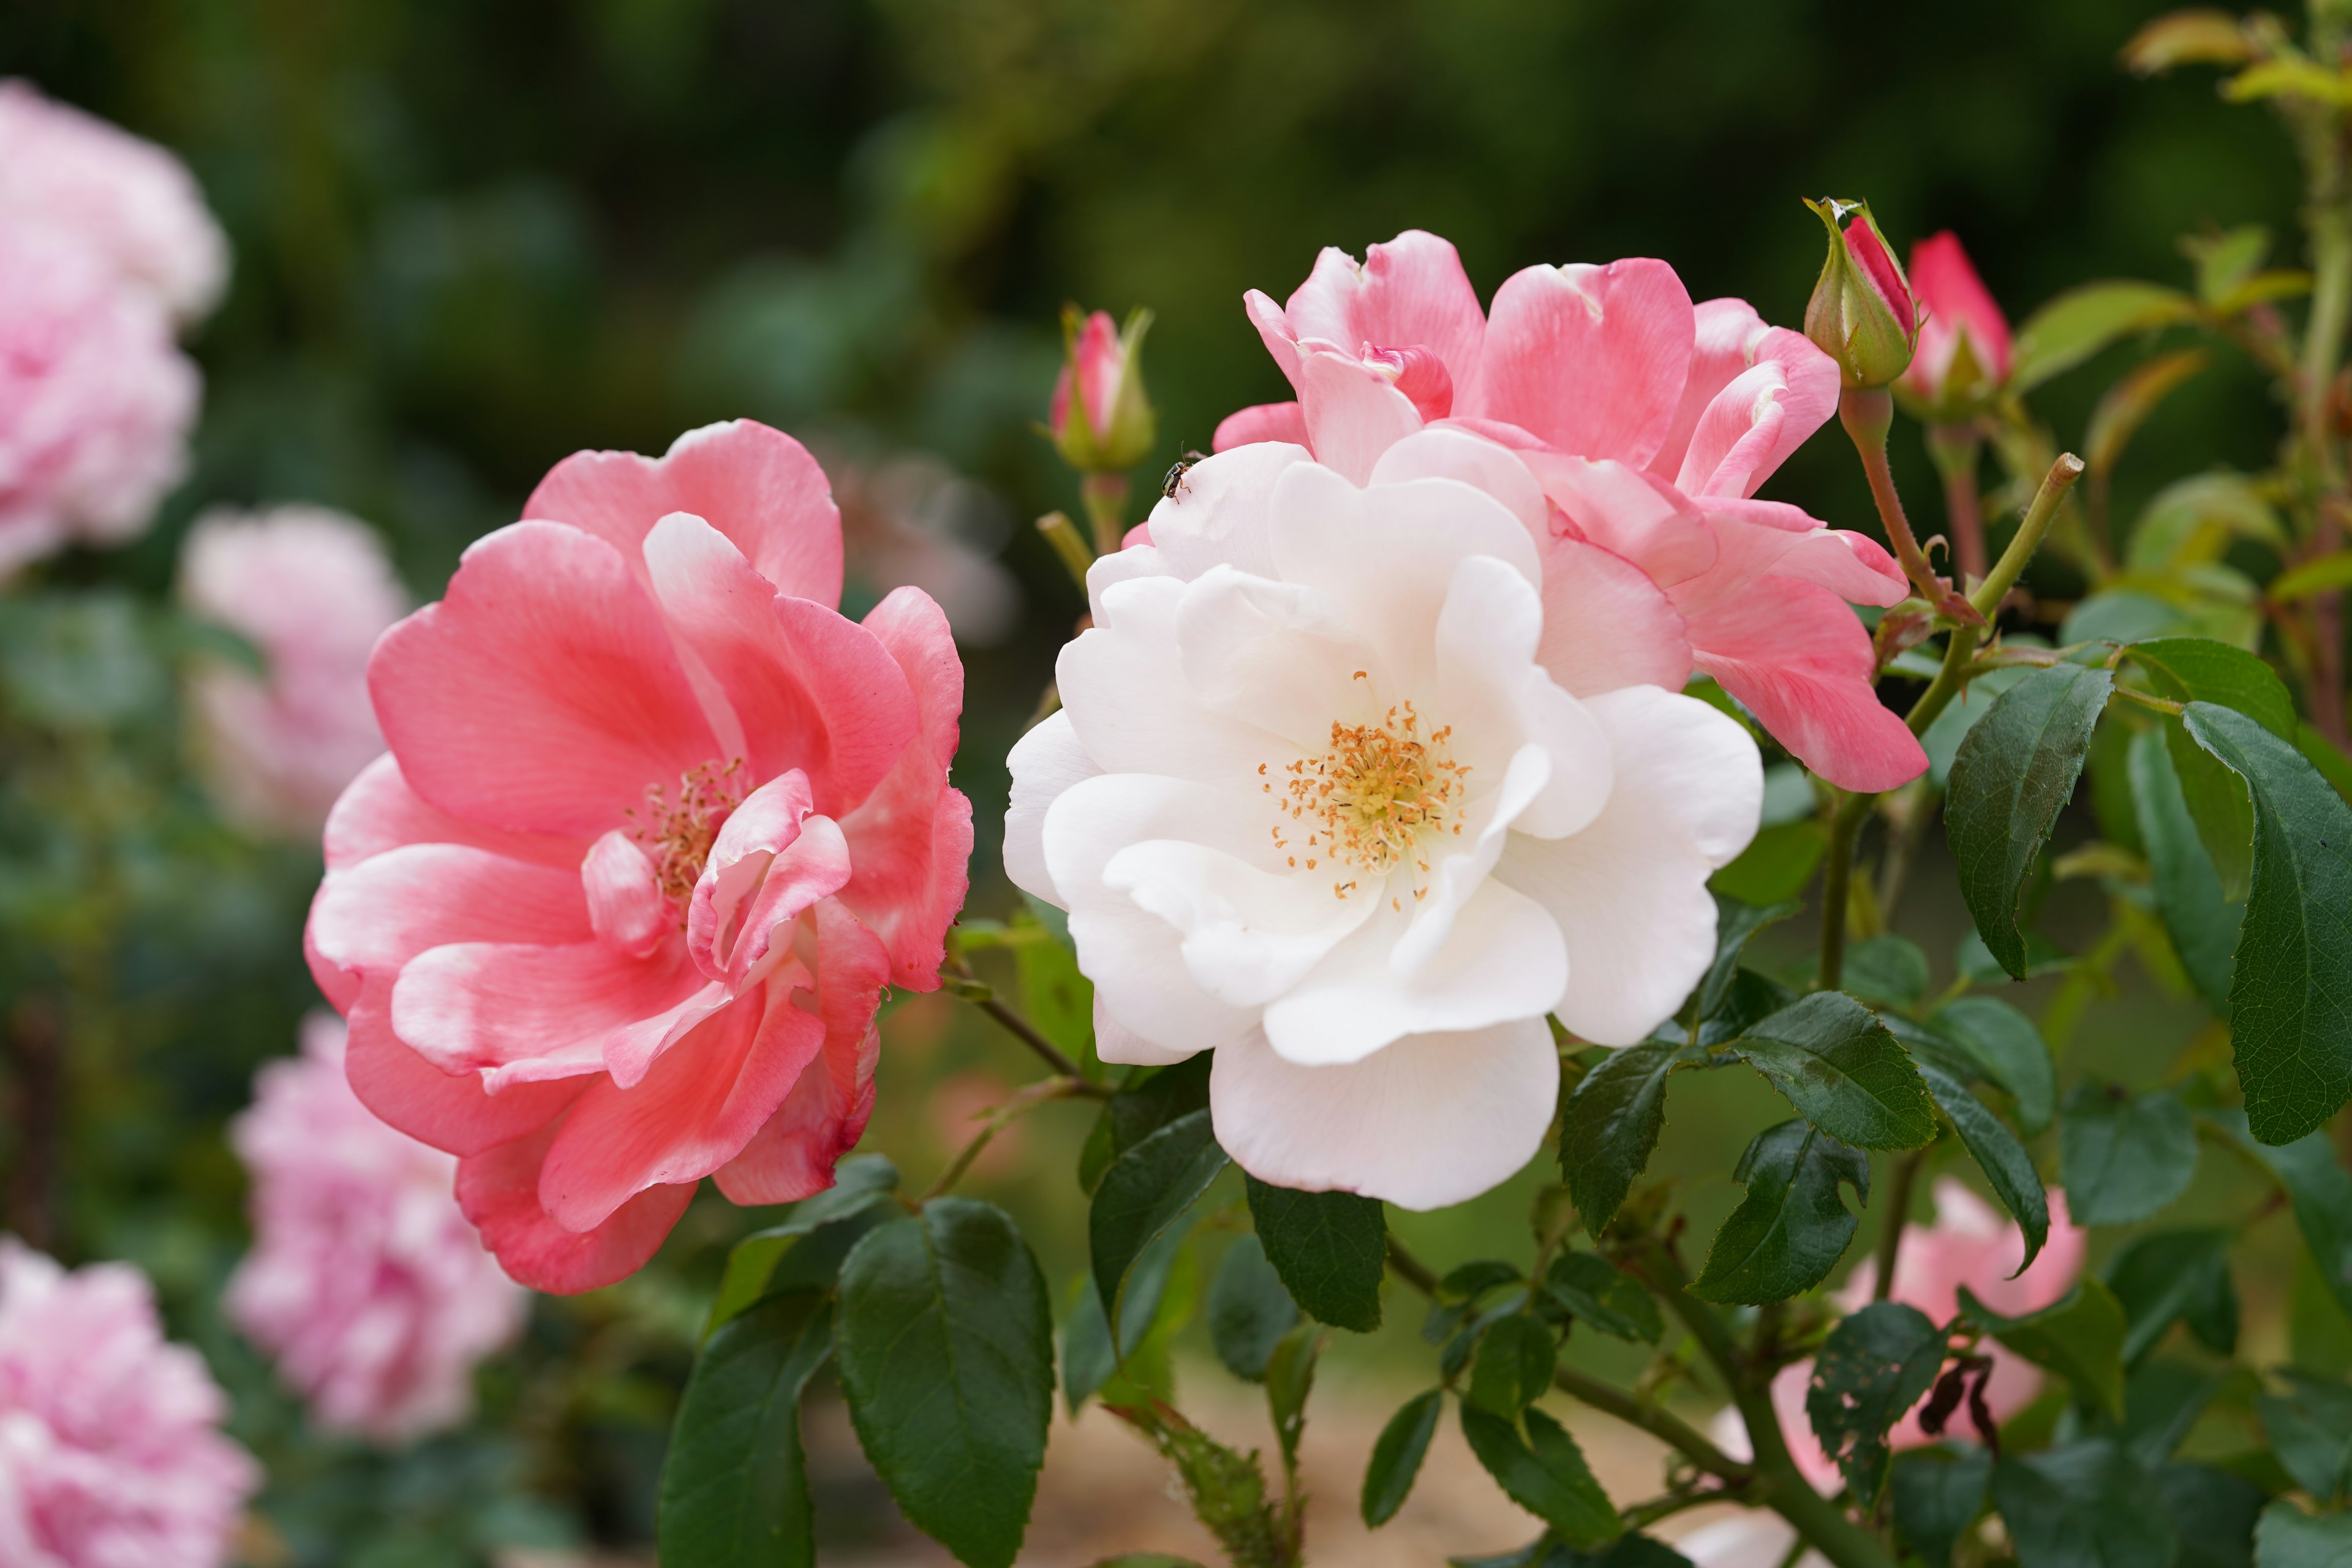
[0,1240,259,1568]
[179,506,409,834]
[1901,232,2015,414]
[1217,230,1926,792]
[304,420,971,1293]
[228,1013,527,1442]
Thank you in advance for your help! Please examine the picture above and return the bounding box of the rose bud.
[1803,197,1920,388]
[1047,304,1157,472]
[1896,231,2015,420]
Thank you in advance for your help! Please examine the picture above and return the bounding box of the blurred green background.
[0,0,2318,1561]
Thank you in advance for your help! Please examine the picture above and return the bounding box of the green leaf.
[704,1155,900,1335]
[1926,997,2057,1133]
[2118,1360,2233,1471]
[1920,1064,2049,1269]
[2060,1084,2199,1226]
[1891,1445,1993,1568]
[1080,1055,1212,1194]
[1559,1041,1708,1235]
[1844,934,1931,1011]
[2106,1231,2237,1365]
[1989,1439,2178,1568]
[2300,723,2352,807]
[1957,927,2073,984]
[1542,1253,1664,1343]
[2272,550,2352,602]
[1807,1301,1948,1505]
[2256,1498,2352,1566]
[837,1200,1053,1568]
[1242,1176,1385,1332]
[1689,1120,1869,1304]
[2160,1462,2263,1568]
[2010,281,2199,393]
[2235,1125,2352,1323]
[1727,992,1939,1149]
[1208,1235,1300,1382]
[1265,1321,1321,1478]
[1959,1278,2130,1420]
[1945,662,2116,978]
[2131,728,2244,1014]
[2171,715,2257,902]
[2261,1373,2352,1504]
[1014,919,1095,1071]
[2125,638,2299,739]
[2180,704,2352,1144]
[1709,821,1827,905]
[658,1291,832,1568]
[1469,1314,1559,1417]
[1091,1110,1226,1336]
[1460,1405,1621,1548]
[2086,349,2209,481]
[1066,1219,1195,1410]
[1362,1389,1444,1528]
[1450,1536,1695,1568]
[1687,895,1803,1023]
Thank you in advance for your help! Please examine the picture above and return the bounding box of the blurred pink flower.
[1217,230,1926,793]
[180,506,408,834]
[0,226,198,572]
[1900,232,2015,416]
[1715,1178,2087,1494]
[228,1012,527,1444]
[0,79,230,321]
[828,450,1020,647]
[1047,306,1155,472]
[1675,1512,1828,1568]
[0,1239,259,1568]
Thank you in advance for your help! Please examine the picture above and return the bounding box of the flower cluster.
[180,505,409,834]
[228,1012,526,1443]
[0,80,226,571]
[305,420,970,1292]
[0,1240,258,1567]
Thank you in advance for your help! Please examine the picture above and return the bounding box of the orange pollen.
[1273,701,1466,892]
[626,758,745,911]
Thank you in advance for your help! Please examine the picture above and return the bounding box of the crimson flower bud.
[1803,198,1920,389]
[1047,304,1157,472]
[1896,231,2015,420]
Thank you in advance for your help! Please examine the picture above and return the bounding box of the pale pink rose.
[304,420,971,1294]
[1217,231,1925,793]
[228,1013,527,1443]
[1715,1179,2087,1493]
[0,1240,259,1568]
[0,80,230,321]
[180,506,409,834]
[827,450,1020,647]
[0,225,199,571]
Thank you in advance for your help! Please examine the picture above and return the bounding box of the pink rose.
[0,1240,259,1568]
[1899,232,2015,417]
[0,80,229,322]
[304,420,971,1293]
[1215,230,1926,793]
[180,506,409,834]
[1048,306,1156,472]
[1716,1179,2087,1493]
[228,1012,527,1443]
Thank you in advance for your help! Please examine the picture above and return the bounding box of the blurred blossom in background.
[178,506,405,834]
[227,1013,525,1447]
[0,1240,257,1568]
[823,443,1022,646]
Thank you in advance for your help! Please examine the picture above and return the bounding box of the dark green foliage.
[2261,1374,2352,1505]
[657,1291,832,1568]
[1362,1390,1444,1528]
[1726,992,1939,1149]
[2130,728,2244,1014]
[837,1202,1054,1568]
[1541,1253,1663,1343]
[1989,1441,2179,1568]
[1080,1056,1214,1194]
[1689,1120,1869,1304]
[1807,1302,1948,1504]
[2060,1084,2199,1227]
[1559,1041,1709,1237]
[1242,1177,1385,1333]
[1919,1063,2049,1268]
[1945,662,2116,978]
[1687,895,1802,1023]
[1208,1235,1300,1383]
[1842,933,1930,1011]
[1891,1446,1994,1568]
[2255,1499,2352,1566]
[1958,1280,2129,1420]
[1468,1315,1558,1417]
[704,1155,899,1335]
[2156,1463,2260,1568]
[1927,996,2057,1133]
[2106,1231,2238,1365]
[1090,1110,1226,1336]
[1460,1406,1619,1549]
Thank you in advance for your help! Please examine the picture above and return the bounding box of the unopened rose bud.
[1896,232,2014,420]
[1803,198,1920,388]
[1047,304,1156,472]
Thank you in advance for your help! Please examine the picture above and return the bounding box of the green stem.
[1842,387,1979,624]
[1080,472,1132,556]
[943,960,1110,1093]
[1926,423,1988,584]
[920,1076,1095,1200]
[1871,1150,1928,1303]
[1035,509,1095,590]
[1817,790,1872,991]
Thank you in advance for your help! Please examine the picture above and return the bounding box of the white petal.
[1104,838,1376,1008]
[1494,687,1761,1046]
[1058,575,1294,784]
[1369,426,1550,541]
[1095,993,1197,1067]
[1261,876,1567,1065]
[1085,541,1168,623]
[1146,442,1313,581]
[1042,773,1265,1055]
[1174,565,1384,747]
[1003,710,1098,906]
[1387,742,1550,975]
[1209,1018,1558,1209]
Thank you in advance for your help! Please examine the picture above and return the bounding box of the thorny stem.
[1926,423,1988,584]
[944,958,1110,1093]
[1871,1150,1928,1303]
[1842,388,1981,625]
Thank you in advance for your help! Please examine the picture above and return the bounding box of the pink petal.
[640,513,918,815]
[1906,232,2015,392]
[1072,309,1123,437]
[1534,536,1695,697]
[1243,288,1305,387]
[1518,451,1719,588]
[370,522,722,838]
[1284,230,1487,399]
[581,831,668,958]
[598,981,734,1089]
[536,979,827,1232]
[323,755,585,873]
[836,751,971,992]
[714,901,890,1205]
[686,770,818,979]
[1294,349,1425,483]
[864,586,962,766]
[522,419,843,608]
[344,973,585,1158]
[456,1116,698,1294]
[1684,578,1928,792]
[309,843,592,987]
[1651,298,1771,484]
[1674,330,1840,499]
[1212,401,1309,452]
[1469,258,1695,467]
[390,938,704,1082]
[1698,498,1909,608]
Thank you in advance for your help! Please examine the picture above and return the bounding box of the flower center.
[1264,700,1468,899]
[627,759,745,910]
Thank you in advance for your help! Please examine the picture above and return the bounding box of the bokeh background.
[0,0,2324,1562]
